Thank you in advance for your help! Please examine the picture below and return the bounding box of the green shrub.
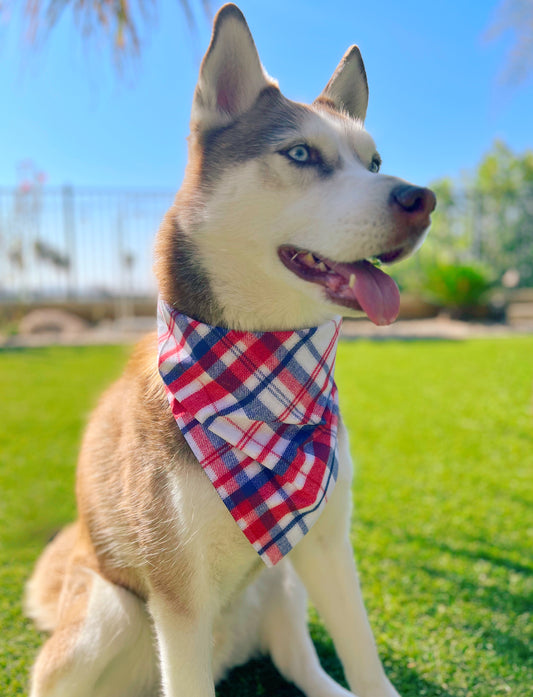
[420,262,493,310]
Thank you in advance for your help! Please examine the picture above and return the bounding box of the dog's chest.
[166,458,261,598]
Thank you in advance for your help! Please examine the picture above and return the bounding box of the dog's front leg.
[149,594,215,697]
[290,429,400,697]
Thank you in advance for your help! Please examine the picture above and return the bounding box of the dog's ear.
[191,4,273,129]
[316,45,369,122]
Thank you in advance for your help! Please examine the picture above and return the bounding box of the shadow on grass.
[216,656,305,696]
[342,336,460,344]
[358,521,532,602]
[380,530,532,664]
[216,641,457,697]
[403,531,533,577]
[421,564,532,656]
[422,561,531,615]
[384,659,459,697]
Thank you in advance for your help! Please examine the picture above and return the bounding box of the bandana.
[157,298,341,566]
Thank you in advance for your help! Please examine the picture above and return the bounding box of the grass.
[1,337,532,696]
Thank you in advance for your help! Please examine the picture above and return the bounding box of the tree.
[393,142,533,302]
[472,142,533,286]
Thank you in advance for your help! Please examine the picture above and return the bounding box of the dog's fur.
[25,6,435,697]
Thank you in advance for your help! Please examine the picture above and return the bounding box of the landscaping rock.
[18,309,90,336]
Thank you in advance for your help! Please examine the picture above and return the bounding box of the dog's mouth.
[278,245,404,326]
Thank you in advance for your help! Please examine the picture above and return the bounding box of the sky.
[1,0,532,191]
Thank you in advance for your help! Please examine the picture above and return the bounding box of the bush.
[420,262,493,313]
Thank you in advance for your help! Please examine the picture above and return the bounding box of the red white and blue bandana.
[157,298,341,566]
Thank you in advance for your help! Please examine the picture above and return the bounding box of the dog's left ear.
[316,45,369,122]
[191,4,274,129]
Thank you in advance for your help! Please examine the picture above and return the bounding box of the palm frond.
[19,0,211,67]
[486,0,533,87]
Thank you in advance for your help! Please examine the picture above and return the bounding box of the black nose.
[390,184,436,219]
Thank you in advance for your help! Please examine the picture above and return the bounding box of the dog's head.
[156,3,436,330]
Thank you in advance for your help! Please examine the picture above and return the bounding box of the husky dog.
[25,5,435,697]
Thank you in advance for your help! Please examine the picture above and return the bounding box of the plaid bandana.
[157,298,341,566]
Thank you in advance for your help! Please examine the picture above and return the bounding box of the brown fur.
[74,334,200,610]
[26,335,200,669]
[27,525,100,693]
[25,523,80,632]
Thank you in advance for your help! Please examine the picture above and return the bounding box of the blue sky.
[1,0,532,190]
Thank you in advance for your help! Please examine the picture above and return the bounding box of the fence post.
[116,205,130,322]
[62,185,76,299]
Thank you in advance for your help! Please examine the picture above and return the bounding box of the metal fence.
[0,186,174,304]
[2,183,532,308]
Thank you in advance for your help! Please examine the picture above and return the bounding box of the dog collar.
[157,298,342,566]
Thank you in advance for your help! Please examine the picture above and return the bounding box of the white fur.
[191,110,408,331]
[30,571,158,697]
[149,426,401,697]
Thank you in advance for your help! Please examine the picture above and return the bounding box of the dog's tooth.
[349,273,356,289]
[303,252,315,265]
[316,262,327,272]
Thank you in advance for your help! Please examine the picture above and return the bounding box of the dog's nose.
[389,184,436,224]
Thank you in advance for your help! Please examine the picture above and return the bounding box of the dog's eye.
[286,145,312,163]
[280,144,331,173]
[369,157,381,173]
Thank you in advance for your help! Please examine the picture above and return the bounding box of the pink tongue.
[339,260,400,326]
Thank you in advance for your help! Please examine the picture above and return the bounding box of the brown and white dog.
[25,5,435,697]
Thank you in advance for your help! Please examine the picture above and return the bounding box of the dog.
[25,5,436,697]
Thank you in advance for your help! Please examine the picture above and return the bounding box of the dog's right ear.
[191,4,273,130]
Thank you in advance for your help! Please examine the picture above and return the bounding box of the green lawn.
[1,338,532,696]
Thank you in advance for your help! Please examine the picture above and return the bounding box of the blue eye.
[286,145,311,163]
[280,144,329,172]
